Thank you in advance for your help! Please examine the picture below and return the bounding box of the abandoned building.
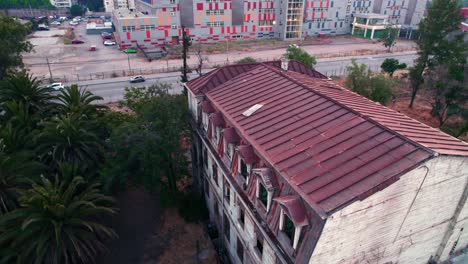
[186,60,468,264]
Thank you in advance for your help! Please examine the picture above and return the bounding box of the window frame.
[279,209,302,250]
[212,163,218,186]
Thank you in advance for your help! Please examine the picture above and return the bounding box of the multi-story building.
[186,59,468,264]
[104,0,136,12]
[112,0,428,49]
[50,0,76,8]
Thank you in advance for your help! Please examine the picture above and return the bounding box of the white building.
[104,0,136,12]
[50,0,76,8]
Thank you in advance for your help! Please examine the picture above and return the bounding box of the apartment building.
[112,0,428,49]
[186,60,468,264]
[50,0,76,8]
[105,0,136,12]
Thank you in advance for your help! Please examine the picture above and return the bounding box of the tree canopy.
[0,16,33,80]
[380,58,407,77]
[285,46,317,68]
[382,24,399,51]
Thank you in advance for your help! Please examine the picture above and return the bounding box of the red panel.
[260,27,263,32]
[321,11,324,18]
[327,0,330,8]
[177,4,180,11]
[146,30,150,38]
[178,28,182,36]
[162,7,166,11]
[126,32,131,40]
[233,26,236,34]
[209,3,212,10]
[241,25,244,33]
[227,26,230,33]
[215,3,218,10]
[248,14,251,21]
[258,14,261,21]
[259,2,262,8]
[312,12,315,18]
[244,14,248,22]
[320,1,323,8]
[248,2,251,10]
[230,3,232,9]
[224,3,228,9]
[164,30,168,37]
[186,28,190,35]
[210,27,214,34]
[305,12,308,18]
[252,25,256,32]
[221,26,225,34]
[253,2,256,9]
[312,1,314,7]
[197,3,203,10]
[273,14,275,21]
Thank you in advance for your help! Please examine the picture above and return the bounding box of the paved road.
[70,52,418,103]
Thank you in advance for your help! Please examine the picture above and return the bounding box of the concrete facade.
[104,0,136,12]
[50,0,75,8]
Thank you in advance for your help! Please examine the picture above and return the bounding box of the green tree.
[0,16,33,80]
[285,46,317,67]
[346,59,394,105]
[0,72,54,118]
[409,0,465,108]
[70,5,84,16]
[56,85,105,117]
[120,82,172,110]
[0,146,41,215]
[380,58,407,77]
[235,57,257,64]
[382,24,399,51]
[0,175,117,264]
[36,114,104,173]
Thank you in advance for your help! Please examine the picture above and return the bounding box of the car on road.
[69,21,79,26]
[71,39,85,44]
[48,83,64,90]
[129,75,145,83]
[123,48,137,54]
[101,32,113,39]
[104,40,116,46]
[50,21,61,25]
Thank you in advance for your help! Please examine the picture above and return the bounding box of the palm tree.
[0,72,54,117]
[57,85,105,117]
[0,176,117,264]
[36,114,104,172]
[0,145,40,215]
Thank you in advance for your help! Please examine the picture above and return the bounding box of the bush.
[285,46,317,67]
[63,38,71,44]
[235,57,257,64]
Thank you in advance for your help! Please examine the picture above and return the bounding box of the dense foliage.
[0,0,53,9]
[382,25,399,51]
[70,5,85,16]
[380,58,407,77]
[0,15,33,80]
[346,59,393,105]
[285,46,317,67]
[235,57,257,64]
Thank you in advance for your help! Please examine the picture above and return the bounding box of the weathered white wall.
[309,156,468,264]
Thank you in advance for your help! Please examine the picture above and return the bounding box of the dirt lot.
[23,22,416,82]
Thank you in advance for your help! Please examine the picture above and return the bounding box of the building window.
[212,164,218,186]
[203,148,208,168]
[330,1,334,8]
[255,236,263,256]
[225,142,233,160]
[206,0,224,2]
[237,237,244,262]
[214,199,219,217]
[207,21,224,27]
[171,24,177,29]
[340,21,343,27]
[122,25,136,32]
[224,213,230,241]
[283,214,295,243]
[259,183,268,208]
[204,178,210,197]
[240,159,248,179]
[239,207,245,227]
[170,0,176,3]
[202,113,208,131]
[170,11,176,16]
[206,9,225,15]
[140,25,155,30]
[224,181,230,203]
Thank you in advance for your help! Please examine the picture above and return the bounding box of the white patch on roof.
[242,104,264,117]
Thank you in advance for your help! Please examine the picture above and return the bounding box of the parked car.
[104,40,116,46]
[50,21,61,25]
[69,21,78,26]
[48,83,64,90]
[88,45,97,51]
[71,39,85,44]
[37,24,49,31]
[129,75,145,83]
[123,48,137,54]
[288,44,299,49]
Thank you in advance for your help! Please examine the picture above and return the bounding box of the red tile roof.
[201,100,215,113]
[195,62,468,216]
[186,60,327,95]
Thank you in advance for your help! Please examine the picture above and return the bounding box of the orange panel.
[197,15,201,24]
[144,18,150,25]
[124,19,129,26]
[134,19,139,26]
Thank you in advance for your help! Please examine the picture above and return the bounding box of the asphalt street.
[69,52,418,103]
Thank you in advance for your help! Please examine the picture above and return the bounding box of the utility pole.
[46,57,53,82]
[181,25,191,83]
[226,40,229,63]
[127,54,132,74]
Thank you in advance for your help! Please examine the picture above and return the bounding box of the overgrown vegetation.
[346,59,393,105]
[285,46,317,68]
[381,58,407,77]
[235,57,257,64]
[0,15,33,80]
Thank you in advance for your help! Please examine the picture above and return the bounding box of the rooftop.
[187,62,468,216]
[113,8,155,18]
[354,13,388,19]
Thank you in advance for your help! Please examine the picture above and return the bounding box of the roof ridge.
[266,67,437,158]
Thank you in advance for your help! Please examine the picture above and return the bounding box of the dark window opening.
[239,207,245,227]
[284,214,295,243]
[203,148,208,168]
[259,183,268,208]
[205,179,210,197]
[225,182,231,203]
[256,237,263,256]
[237,237,244,262]
[240,159,248,178]
[212,164,218,186]
[224,213,230,241]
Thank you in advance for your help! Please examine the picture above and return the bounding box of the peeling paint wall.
[309,156,468,264]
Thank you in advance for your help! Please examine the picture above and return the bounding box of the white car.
[50,21,61,25]
[103,40,116,46]
[69,21,78,26]
[48,83,64,90]
[129,76,145,83]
